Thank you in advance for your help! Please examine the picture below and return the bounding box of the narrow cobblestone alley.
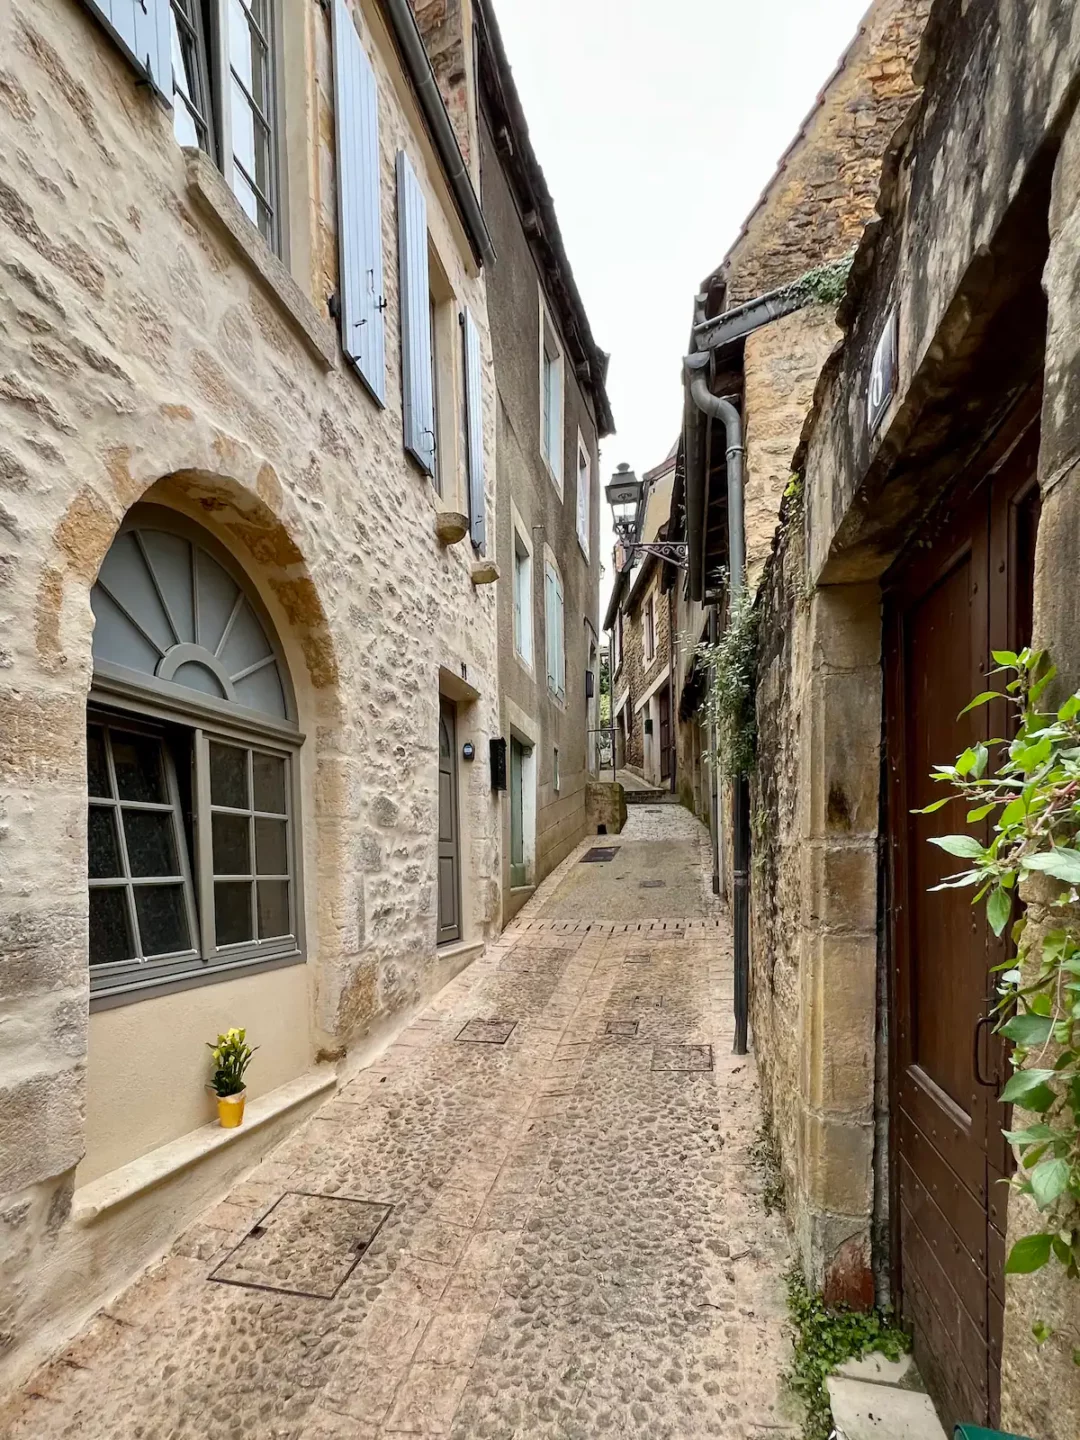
[3,807,796,1440]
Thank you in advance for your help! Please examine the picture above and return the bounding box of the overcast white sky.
[492,0,873,605]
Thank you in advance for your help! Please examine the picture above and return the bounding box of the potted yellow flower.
[207,1027,257,1128]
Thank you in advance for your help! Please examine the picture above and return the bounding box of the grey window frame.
[169,0,286,257]
[88,714,201,978]
[88,507,304,1010]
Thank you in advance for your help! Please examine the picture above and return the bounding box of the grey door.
[437,698,461,945]
[510,738,526,888]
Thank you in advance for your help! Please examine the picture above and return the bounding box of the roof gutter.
[379,0,496,269]
[691,281,804,356]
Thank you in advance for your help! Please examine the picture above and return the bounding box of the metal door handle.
[974,1015,995,1087]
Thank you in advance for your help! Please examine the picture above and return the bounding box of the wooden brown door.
[437,698,461,945]
[885,415,1039,1430]
[659,687,672,783]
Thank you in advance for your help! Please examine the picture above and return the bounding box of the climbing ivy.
[785,1269,910,1440]
[921,649,1080,1308]
[779,253,855,311]
[689,593,759,777]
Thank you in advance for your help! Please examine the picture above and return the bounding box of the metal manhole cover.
[623,952,651,965]
[652,1044,713,1073]
[606,1020,640,1037]
[581,846,619,863]
[456,1018,517,1044]
[209,1192,391,1299]
[639,879,666,889]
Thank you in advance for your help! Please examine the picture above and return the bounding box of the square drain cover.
[581,846,619,863]
[456,1018,517,1044]
[639,879,666,889]
[623,952,651,965]
[210,1192,391,1299]
[652,1044,713,1073]
[606,1020,640,1037]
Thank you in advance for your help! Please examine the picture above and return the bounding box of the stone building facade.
[474,0,612,921]
[0,0,517,1396]
[670,0,928,883]
[605,454,676,789]
[747,0,1080,1433]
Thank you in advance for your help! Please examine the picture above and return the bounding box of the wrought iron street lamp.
[604,462,688,571]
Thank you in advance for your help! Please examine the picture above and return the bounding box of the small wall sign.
[867,308,898,436]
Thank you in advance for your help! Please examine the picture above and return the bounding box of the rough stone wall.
[720,0,930,308]
[765,0,1080,1426]
[750,501,807,1234]
[409,0,479,183]
[479,106,602,915]
[0,0,498,1394]
[742,307,841,594]
[999,85,1080,1440]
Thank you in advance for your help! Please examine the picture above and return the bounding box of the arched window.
[87,505,302,1003]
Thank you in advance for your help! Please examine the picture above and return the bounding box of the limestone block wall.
[742,307,841,594]
[0,0,499,1394]
[720,0,929,308]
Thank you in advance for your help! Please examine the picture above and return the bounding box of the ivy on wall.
[689,593,759,777]
[922,649,1080,1348]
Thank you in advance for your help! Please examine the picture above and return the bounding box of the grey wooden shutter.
[332,0,386,405]
[396,152,435,474]
[80,0,173,104]
[545,563,557,691]
[463,307,486,551]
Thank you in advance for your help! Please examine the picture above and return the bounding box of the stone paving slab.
[1,808,796,1440]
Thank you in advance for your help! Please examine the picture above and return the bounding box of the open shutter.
[463,307,486,551]
[545,563,556,692]
[332,0,386,405]
[397,152,435,474]
[80,0,172,103]
[555,570,566,698]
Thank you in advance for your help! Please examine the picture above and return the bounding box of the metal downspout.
[684,352,750,1056]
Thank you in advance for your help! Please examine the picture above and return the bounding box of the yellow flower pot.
[216,1090,246,1128]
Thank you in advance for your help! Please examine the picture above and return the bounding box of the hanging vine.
[688,593,759,777]
[921,649,1080,1310]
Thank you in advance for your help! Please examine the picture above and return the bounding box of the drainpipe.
[685,351,750,1056]
[667,583,677,794]
[708,604,724,900]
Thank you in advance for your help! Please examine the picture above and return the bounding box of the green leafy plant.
[779,253,855,311]
[208,1026,257,1097]
[785,1268,909,1440]
[688,593,759,777]
[919,648,1080,1286]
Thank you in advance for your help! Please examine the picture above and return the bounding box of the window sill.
[71,1068,337,1226]
[184,149,336,373]
[434,938,485,966]
[90,948,305,1012]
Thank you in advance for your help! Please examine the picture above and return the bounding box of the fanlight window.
[88,510,301,1004]
[92,525,288,719]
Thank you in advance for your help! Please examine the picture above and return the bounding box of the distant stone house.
[0,0,518,1397]
[604,452,676,790]
[471,0,613,919]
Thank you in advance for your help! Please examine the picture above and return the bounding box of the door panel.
[659,688,672,782]
[510,738,526,888]
[886,408,1040,1431]
[437,699,461,945]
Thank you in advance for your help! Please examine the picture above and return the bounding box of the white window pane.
[229,0,255,88]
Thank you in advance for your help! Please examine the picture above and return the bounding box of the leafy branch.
[919,649,1080,1292]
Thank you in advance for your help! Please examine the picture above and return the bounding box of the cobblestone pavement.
[3,809,797,1440]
